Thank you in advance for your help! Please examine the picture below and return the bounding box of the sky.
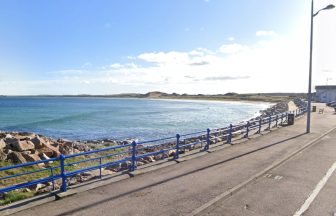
[0,0,335,95]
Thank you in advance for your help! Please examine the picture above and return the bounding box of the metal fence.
[0,107,307,195]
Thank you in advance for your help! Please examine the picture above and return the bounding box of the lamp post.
[306,0,335,133]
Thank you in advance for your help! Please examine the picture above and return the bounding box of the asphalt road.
[201,127,336,216]
[9,104,336,216]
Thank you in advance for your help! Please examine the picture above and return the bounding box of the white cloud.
[219,43,248,54]
[256,30,278,37]
[3,15,336,95]
[110,63,122,69]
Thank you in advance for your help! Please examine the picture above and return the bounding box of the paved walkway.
[8,104,336,216]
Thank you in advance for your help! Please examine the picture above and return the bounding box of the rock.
[21,188,32,193]
[3,148,12,155]
[4,138,17,145]
[0,150,7,161]
[29,183,46,191]
[38,143,60,158]
[11,139,35,152]
[8,152,27,163]
[67,177,78,186]
[120,161,131,169]
[0,139,6,149]
[121,140,131,145]
[143,156,155,163]
[35,185,53,195]
[18,132,36,137]
[137,161,145,166]
[138,158,150,164]
[5,134,13,139]
[22,153,43,165]
[154,153,169,161]
[45,143,60,157]
[37,147,54,158]
[30,136,48,149]
[50,142,59,148]
[105,163,120,171]
[216,137,222,143]
[168,150,176,157]
[39,152,50,160]
[73,143,90,152]
[63,141,73,148]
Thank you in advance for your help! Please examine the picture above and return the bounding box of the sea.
[0,97,270,142]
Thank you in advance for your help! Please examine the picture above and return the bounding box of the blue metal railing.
[0,107,307,196]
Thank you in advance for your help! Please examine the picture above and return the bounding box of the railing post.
[50,167,55,191]
[258,118,262,134]
[245,121,250,138]
[205,128,210,151]
[281,113,284,125]
[99,157,102,179]
[174,134,180,160]
[60,154,67,192]
[268,116,271,130]
[275,115,278,127]
[130,141,137,172]
[227,124,232,144]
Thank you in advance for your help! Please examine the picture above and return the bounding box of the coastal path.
[9,104,336,216]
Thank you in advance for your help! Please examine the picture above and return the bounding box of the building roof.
[315,85,336,90]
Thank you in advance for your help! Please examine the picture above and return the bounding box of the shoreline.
[0,92,306,103]
[0,99,291,146]
[0,98,307,205]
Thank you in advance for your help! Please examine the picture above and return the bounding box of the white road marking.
[264,173,272,178]
[274,175,283,180]
[293,160,336,216]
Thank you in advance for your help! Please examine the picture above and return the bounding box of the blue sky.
[0,0,335,95]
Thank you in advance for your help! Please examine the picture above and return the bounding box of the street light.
[306,0,335,133]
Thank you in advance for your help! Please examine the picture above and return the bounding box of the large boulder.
[0,139,6,149]
[37,143,60,158]
[30,136,48,149]
[0,150,7,161]
[8,152,27,164]
[11,140,35,152]
[22,152,42,163]
[39,153,54,165]
[5,134,13,139]
[37,147,54,158]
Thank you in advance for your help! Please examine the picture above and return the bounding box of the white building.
[315,85,336,103]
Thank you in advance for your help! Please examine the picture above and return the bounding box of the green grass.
[0,148,130,205]
[0,148,129,187]
[0,161,53,187]
[0,191,35,205]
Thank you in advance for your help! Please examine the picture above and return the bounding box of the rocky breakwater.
[293,97,307,109]
[0,132,92,164]
[0,132,98,200]
[259,101,289,118]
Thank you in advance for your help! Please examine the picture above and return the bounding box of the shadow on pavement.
[53,133,306,216]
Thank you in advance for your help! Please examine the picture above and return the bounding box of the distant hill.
[144,91,167,98]
[14,91,307,103]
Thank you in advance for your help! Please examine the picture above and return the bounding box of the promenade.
[8,104,336,216]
